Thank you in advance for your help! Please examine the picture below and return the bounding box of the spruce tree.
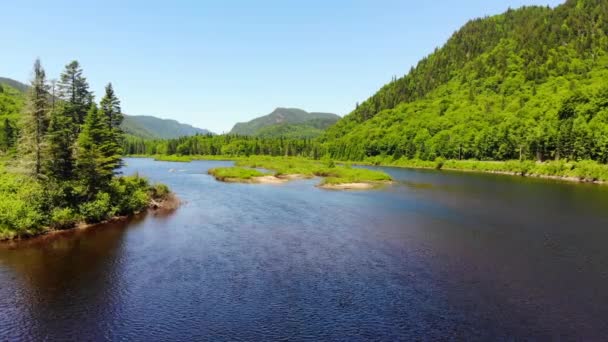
[99,83,123,130]
[99,83,124,173]
[20,59,49,178]
[0,118,15,151]
[57,61,92,128]
[45,103,76,180]
[76,104,110,197]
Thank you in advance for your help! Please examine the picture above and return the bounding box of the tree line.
[124,134,326,159]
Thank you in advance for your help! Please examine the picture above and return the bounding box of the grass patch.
[208,167,268,182]
[234,156,392,185]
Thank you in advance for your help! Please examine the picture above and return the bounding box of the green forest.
[323,0,608,163]
[0,60,169,240]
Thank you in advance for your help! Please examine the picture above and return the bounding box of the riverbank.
[128,154,608,185]
[0,161,178,241]
[0,193,179,243]
[360,157,608,184]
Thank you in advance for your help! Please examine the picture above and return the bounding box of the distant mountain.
[230,108,340,137]
[0,77,28,93]
[122,115,212,139]
[0,77,211,139]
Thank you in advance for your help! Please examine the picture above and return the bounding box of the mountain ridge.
[230,107,340,137]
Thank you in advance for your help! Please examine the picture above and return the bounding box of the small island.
[208,157,392,189]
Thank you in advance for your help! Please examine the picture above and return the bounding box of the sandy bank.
[319,182,376,190]
[253,175,288,184]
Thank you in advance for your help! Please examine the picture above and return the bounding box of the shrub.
[109,175,153,215]
[434,157,445,170]
[79,192,113,223]
[50,207,80,229]
[149,183,170,200]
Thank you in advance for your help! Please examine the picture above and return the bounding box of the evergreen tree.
[76,104,111,197]
[45,103,76,180]
[20,59,49,178]
[57,61,92,129]
[99,83,124,171]
[99,83,124,173]
[99,83,123,130]
[0,118,15,151]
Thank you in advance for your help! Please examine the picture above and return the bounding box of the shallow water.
[1,158,608,340]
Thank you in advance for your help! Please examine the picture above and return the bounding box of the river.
[1,157,607,340]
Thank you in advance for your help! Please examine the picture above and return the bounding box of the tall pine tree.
[98,83,124,172]
[45,102,76,181]
[57,61,92,129]
[20,59,49,178]
[76,104,110,197]
[0,118,15,152]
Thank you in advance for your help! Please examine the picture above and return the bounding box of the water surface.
[1,158,608,340]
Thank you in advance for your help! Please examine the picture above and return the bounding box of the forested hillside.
[324,0,608,163]
[230,108,339,137]
[0,84,23,152]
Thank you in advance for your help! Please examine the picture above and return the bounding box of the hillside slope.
[324,0,608,163]
[230,108,339,137]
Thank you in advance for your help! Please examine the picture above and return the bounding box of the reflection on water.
[1,158,608,340]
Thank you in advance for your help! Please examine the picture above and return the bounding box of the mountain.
[230,107,340,137]
[0,77,211,139]
[0,77,28,93]
[324,0,608,163]
[122,115,212,139]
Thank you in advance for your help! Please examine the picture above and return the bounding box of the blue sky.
[2,0,563,133]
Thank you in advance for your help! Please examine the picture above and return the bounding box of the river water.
[1,158,608,340]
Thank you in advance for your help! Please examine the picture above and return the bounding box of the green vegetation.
[233,156,391,186]
[323,1,608,165]
[208,167,268,182]
[229,107,339,137]
[0,83,24,153]
[364,156,608,182]
[0,60,172,240]
[124,134,324,159]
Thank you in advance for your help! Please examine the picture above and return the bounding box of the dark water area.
[2,158,608,340]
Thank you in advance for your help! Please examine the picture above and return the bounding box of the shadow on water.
[0,209,178,340]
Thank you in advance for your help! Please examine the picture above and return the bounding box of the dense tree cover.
[124,134,327,159]
[0,60,169,239]
[0,84,24,152]
[323,0,608,163]
[255,118,340,139]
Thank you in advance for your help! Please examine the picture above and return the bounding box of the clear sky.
[2,0,563,133]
